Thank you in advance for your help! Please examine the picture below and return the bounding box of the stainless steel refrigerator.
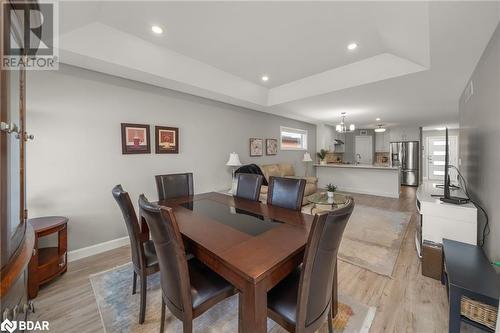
[390,141,419,186]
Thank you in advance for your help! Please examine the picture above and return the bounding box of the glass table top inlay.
[180,199,282,236]
[307,192,348,206]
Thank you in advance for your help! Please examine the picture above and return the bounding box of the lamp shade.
[226,152,242,166]
[302,152,313,162]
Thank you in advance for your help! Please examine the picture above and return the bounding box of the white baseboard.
[68,236,129,262]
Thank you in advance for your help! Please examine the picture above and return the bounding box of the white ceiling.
[56,1,500,128]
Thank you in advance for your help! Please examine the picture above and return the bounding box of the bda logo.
[0,319,17,333]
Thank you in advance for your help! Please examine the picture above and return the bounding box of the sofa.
[259,163,318,205]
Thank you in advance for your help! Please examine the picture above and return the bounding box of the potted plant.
[326,183,337,198]
[317,149,328,165]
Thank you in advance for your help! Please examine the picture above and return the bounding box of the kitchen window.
[280,127,307,150]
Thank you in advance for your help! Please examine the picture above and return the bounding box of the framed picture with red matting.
[155,126,179,154]
[121,123,151,154]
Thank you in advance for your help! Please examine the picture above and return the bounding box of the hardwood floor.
[31,187,450,332]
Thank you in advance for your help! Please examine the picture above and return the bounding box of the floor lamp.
[226,152,242,194]
[303,152,313,177]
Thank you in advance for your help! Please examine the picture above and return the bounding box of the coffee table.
[306,192,349,214]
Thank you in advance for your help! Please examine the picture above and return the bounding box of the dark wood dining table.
[144,192,342,333]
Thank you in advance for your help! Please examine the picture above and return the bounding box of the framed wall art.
[249,138,263,156]
[155,126,179,154]
[121,123,151,154]
[266,139,278,155]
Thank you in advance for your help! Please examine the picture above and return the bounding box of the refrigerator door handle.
[401,144,406,170]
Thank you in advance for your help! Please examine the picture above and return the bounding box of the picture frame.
[249,138,263,156]
[266,138,278,155]
[121,123,151,154]
[155,126,179,154]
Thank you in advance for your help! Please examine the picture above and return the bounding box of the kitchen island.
[314,163,401,198]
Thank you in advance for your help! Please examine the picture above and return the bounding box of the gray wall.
[459,23,500,261]
[26,65,316,251]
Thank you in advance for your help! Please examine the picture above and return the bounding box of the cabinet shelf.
[38,247,62,268]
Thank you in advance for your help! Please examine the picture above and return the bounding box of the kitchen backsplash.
[375,152,390,165]
[325,153,344,163]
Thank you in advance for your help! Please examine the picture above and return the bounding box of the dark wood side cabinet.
[28,217,68,299]
[1,0,36,326]
[442,239,500,333]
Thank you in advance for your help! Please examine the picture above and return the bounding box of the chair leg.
[132,271,137,295]
[139,274,147,324]
[159,299,166,333]
[182,319,193,333]
[328,306,334,333]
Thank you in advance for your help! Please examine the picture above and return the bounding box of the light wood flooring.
[31,187,451,332]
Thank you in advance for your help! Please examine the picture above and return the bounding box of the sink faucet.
[356,154,362,165]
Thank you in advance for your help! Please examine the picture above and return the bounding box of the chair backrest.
[155,173,194,200]
[267,176,306,211]
[111,185,143,269]
[296,199,354,331]
[138,195,191,318]
[235,173,263,201]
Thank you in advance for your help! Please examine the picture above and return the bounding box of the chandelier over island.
[335,112,355,133]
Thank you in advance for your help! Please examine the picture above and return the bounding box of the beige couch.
[259,163,318,205]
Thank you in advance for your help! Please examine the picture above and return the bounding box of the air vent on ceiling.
[464,80,474,103]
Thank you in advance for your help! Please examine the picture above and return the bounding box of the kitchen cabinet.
[375,130,391,152]
[389,127,420,142]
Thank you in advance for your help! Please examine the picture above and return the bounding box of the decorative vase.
[327,191,334,198]
[320,160,327,165]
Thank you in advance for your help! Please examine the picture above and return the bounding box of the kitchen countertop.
[313,163,399,170]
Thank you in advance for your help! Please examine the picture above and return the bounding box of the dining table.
[142,191,348,333]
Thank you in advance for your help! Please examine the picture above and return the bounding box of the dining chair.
[267,176,306,211]
[155,172,194,200]
[267,198,354,333]
[138,195,236,333]
[111,185,159,324]
[235,173,263,201]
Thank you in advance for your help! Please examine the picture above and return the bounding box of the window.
[280,127,307,150]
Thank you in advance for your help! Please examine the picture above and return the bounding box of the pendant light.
[336,112,355,133]
[374,124,386,133]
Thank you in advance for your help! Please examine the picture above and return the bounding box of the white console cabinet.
[415,181,477,256]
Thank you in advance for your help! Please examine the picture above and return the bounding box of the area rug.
[337,205,411,278]
[90,263,376,333]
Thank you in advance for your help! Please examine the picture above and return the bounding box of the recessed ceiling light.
[151,25,163,34]
[261,75,269,82]
[347,42,358,51]
[376,117,381,121]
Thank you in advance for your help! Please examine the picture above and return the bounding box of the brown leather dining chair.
[111,185,159,324]
[138,195,236,333]
[267,198,354,333]
[155,172,194,200]
[235,173,263,201]
[267,176,306,211]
